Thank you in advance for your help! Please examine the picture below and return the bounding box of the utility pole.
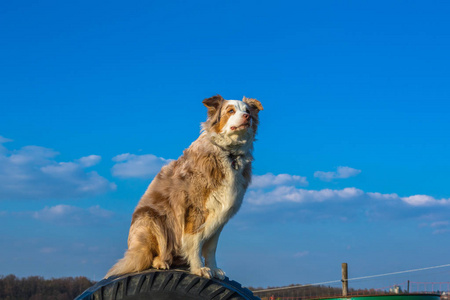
[342,263,348,297]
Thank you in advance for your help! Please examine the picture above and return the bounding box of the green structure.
[318,294,441,300]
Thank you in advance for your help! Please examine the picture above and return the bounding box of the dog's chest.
[202,159,248,238]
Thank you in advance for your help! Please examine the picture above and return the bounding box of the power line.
[254,280,342,294]
[254,263,450,294]
[347,264,450,282]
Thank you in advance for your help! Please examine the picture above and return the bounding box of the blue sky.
[1,0,450,289]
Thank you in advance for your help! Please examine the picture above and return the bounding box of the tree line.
[0,274,95,300]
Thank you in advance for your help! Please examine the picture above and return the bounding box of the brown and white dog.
[106,95,263,279]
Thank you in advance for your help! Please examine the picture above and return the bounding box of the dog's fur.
[106,95,263,279]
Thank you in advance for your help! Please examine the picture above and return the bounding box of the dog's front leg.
[183,233,214,279]
[202,225,226,280]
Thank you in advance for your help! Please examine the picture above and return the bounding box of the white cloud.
[0,135,12,153]
[111,153,172,179]
[250,173,308,189]
[420,221,450,235]
[33,204,114,225]
[247,186,364,205]
[400,195,450,206]
[0,136,116,200]
[248,184,450,208]
[433,229,450,235]
[430,221,449,228]
[0,136,11,143]
[77,155,101,167]
[366,192,399,200]
[314,166,361,181]
[293,251,309,258]
[242,174,450,231]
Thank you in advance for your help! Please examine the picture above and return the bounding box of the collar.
[229,153,240,170]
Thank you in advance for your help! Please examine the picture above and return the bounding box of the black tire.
[75,269,260,300]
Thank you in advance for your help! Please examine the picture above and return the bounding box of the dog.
[106,95,263,279]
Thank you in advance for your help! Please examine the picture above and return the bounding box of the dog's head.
[202,95,263,145]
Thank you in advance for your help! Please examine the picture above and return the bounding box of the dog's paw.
[192,267,213,279]
[211,268,226,280]
[152,256,169,270]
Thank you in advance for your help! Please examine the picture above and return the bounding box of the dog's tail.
[105,209,173,279]
[105,246,153,278]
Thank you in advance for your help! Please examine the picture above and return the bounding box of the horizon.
[1,0,450,289]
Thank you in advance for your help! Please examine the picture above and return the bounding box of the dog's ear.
[203,95,224,118]
[243,96,263,112]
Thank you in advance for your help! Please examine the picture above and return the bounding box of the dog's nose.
[243,113,250,120]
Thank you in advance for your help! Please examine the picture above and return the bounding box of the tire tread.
[75,269,260,300]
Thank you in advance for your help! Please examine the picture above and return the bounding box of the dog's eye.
[228,109,235,114]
